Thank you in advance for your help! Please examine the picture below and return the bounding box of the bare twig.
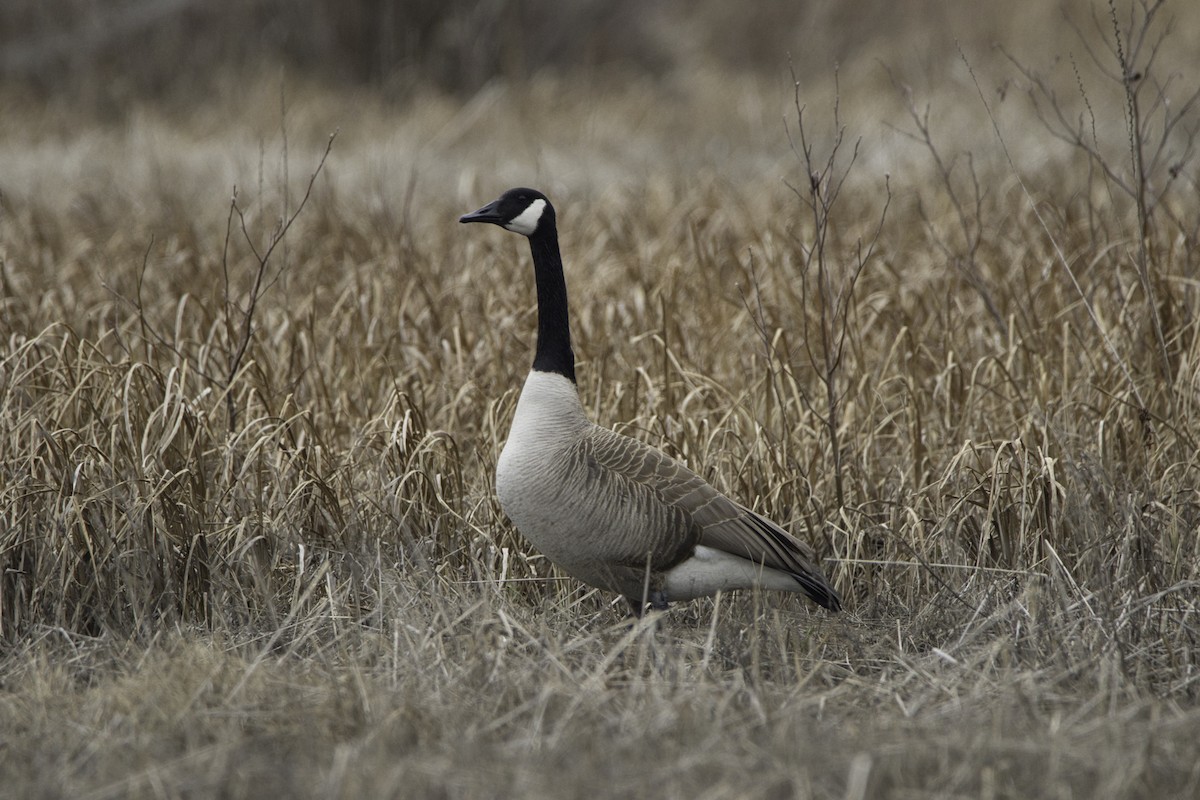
[885,67,1006,335]
[1109,0,1173,396]
[783,64,891,510]
[968,43,1146,409]
[223,131,337,431]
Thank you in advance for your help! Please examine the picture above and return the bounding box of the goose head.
[459,187,555,238]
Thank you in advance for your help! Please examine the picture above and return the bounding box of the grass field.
[3,2,1200,797]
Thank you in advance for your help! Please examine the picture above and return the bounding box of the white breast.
[495,371,592,564]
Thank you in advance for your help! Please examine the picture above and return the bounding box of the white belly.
[663,545,803,600]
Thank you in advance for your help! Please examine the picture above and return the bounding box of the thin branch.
[959,43,1146,410]
[224,131,337,431]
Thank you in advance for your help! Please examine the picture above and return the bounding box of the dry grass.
[3,3,1200,797]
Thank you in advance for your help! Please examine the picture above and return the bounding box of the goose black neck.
[528,226,576,382]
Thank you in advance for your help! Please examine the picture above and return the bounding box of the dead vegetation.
[2,1,1200,797]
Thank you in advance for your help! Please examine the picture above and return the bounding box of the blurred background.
[6,1,1197,204]
[1,1,1197,259]
[9,1,1197,121]
[0,0,1113,108]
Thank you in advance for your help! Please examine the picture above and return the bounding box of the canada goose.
[460,188,841,615]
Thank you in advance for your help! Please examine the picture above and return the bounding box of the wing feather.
[584,426,841,610]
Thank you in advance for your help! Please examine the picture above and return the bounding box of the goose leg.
[625,590,670,617]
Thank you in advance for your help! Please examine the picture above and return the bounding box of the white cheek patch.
[504,198,546,236]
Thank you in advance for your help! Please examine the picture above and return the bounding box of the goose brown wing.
[575,426,706,571]
[585,426,842,611]
[568,429,700,573]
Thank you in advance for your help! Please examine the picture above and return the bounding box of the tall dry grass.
[2,1,1200,797]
